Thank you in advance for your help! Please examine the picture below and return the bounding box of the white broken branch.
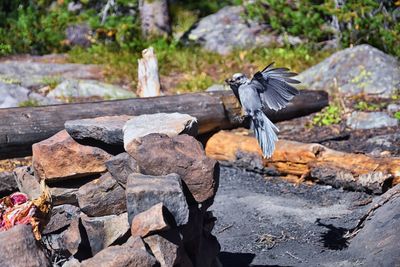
[137,47,161,98]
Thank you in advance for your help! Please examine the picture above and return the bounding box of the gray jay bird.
[226,62,300,158]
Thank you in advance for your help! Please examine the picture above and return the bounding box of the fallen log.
[205,129,400,194]
[0,90,327,159]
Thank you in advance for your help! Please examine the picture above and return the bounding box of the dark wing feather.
[250,64,300,111]
[230,85,241,105]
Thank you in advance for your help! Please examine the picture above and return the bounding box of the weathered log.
[0,90,327,159]
[137,47,161,97]
[205,130,400,193]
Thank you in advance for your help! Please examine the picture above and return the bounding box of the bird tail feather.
[251,111,279,158]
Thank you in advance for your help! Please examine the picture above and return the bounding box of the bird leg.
[232,109,248,124]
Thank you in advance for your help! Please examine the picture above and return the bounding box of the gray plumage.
[226,62,300,158]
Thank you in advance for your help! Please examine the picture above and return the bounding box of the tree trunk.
[139,0,171,38]
[137,47,161,97]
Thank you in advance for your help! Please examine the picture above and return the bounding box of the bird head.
[225,73,248,88]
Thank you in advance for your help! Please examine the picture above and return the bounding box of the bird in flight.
[226,62,300,158]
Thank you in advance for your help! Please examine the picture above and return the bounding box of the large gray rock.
[48,79,136,100]
[105,153,139,187]
[65,115,132,145]
[0,171,18,197]
[387,103,400,115]
[123,112,198,152]
[77,172,127,217]
[126,173,189,226]
[347,184,400,266]
[296,45,400,97]
[80,213,130,255]
[0,82,59,108]
[346,111,398,130]
[0,225,50,267]
[0,61,102,89]
[183,6,302,55]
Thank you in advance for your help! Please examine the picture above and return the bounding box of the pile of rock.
[2,112,220,267]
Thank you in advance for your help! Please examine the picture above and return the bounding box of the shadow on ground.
[219,252,291,267]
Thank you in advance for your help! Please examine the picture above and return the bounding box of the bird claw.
[232,115,246,124]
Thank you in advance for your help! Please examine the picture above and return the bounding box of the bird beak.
[225,78,232,84]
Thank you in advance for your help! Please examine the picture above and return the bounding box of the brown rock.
[0,225,50,267]
[81,244,157,267]
[126,134,219,203]
[32,130,112,182]
[144,230,185,267]
[81,213,130,255]
[77,172,126,217]
[131,202,171,237]
[125,236,148,251]
[105,152,138,187]
[62,218,82,256]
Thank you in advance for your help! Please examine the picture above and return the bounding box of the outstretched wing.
[250,62,300,111]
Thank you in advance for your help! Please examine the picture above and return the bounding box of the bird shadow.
[316,219,349,250]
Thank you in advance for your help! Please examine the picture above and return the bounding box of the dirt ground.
[212,166,375,267]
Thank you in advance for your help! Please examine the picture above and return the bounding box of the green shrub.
[394,111,400,121]
[245,0,400,57]
[312,104,342,126]
[18,99,40,107]
[246,0,333,42]
[354,101,385,112]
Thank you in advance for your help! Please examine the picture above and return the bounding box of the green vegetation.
[312,104,342,126]
[0,44,11,56]
[0,1,398,93]
[394,111,400,121]
[18,99,40,107]
[354,101,385,112]
[41,76,62,90]
[245,0,400,57]
[69,41,331,92]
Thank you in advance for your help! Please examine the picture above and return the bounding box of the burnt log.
[0,90,327,159]
[205,130,400,193]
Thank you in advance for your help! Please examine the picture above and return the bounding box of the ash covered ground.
[212,166,374,267]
